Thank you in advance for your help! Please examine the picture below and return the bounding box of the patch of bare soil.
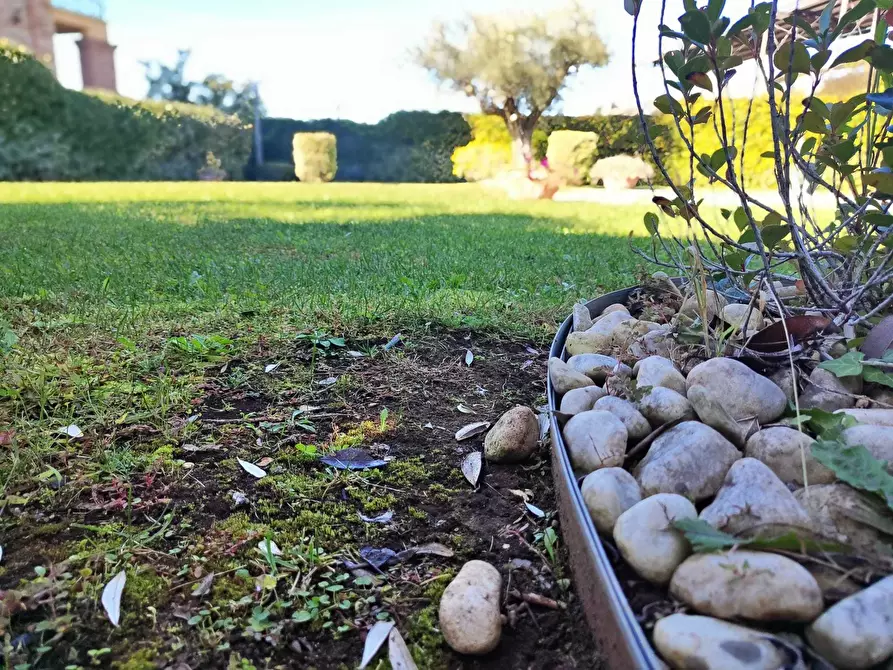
[0,332,601,669]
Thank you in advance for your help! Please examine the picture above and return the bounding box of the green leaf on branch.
[774,42,812,75]
[653,94,685,117]
[871,46,893,73]
[706,0,726,23]
[733,207,749,231]
[643,212,660,236]
[831,40,875,69]
[674,517,841,554]
[864,169,893,194]
[863,366,893,389]
[812,441,893,511]
[820,351,865,377]
[673,518,740,552]
[800,109,828,134]
[686,72,713,92]
[679,10,713,44]
[803,408,857,441]
[832,0,877,39]
[759,224,790,250]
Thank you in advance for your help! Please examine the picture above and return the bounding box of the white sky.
[52,1,827,122]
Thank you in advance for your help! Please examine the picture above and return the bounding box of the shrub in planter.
[197,152,226,181]
[292,132,337,183]
[545,130,599,185]
[548,2,893,668]
[589,154,654,189]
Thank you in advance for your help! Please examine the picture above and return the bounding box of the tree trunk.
[506,120,533,171]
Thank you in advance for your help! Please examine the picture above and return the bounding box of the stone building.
[0,0,116,91]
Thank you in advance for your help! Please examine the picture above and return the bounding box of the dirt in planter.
[0,332,601,670]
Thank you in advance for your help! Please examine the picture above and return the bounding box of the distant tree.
[142,50,265,121]
[413,2,609,169]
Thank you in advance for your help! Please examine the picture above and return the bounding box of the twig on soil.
[170,565,246,592]
[510,589,565,610]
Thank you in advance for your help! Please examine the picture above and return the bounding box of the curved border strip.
[548,286,662,669]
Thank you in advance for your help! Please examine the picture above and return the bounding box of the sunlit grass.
[0,182,678,336]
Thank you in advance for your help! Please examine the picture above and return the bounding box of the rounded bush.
[292,132,337,183]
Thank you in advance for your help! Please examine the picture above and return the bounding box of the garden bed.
[0,332,599,669]
[548,282,893,670]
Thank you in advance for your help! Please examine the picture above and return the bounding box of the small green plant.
[0,318,17,355]
[535,526,559,564]
[296,329,344,378]
[379,407,389,432]
[166,334,233,359]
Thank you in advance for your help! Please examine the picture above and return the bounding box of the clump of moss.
[124,566,168,610]
[114,647,157,670]
[402,571,455,670]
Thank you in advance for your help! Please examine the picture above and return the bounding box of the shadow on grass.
[0,202,650,333]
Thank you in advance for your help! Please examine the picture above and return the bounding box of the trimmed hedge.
[546,130,599,185]
[0,40,251,181]
[261,111,471,183]
[293,133,337,183]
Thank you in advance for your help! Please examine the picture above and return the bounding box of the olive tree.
[413,3,610,169]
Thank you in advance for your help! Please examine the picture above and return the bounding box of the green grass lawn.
[0,182,655,338]
[0,182,656,667]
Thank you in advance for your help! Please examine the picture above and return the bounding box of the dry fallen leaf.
[525,502,546,518]
[465,349,474,366]
[456,404,475,414]
[455,421,490,442]
[509,489,533,502]
[237,458,266,479]
[101,570,126,627]
[359,511,394,524]
[256,456,274,468]
[264,362,281,374]
[388,627,419,670]
[257,539,282,556]
[191,573,215,598]
[461,451,482,487]
[360,621,394,669]
[0,430,14,446]
[60,424,83,439]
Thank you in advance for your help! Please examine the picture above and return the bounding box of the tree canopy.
[142,50,264,122]
[413,3,609,167]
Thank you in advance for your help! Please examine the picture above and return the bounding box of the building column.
[77,36,116,91]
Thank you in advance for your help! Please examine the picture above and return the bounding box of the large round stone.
[634,355,687,395]
[670,550,823,622]
[637,387,695,426]
[483,406,538,463]
[633,421,740,501]
[654,614,788,670]
[745,427,835,486]
[561,410,628,473]
[807,576,893,669]
[439,560,502,655]
[613,493,696,584]
[581,467,642,533]
[700,458,811,534]
[593,396,651,441]
[686,358,787,425]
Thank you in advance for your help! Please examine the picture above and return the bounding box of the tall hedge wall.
[0,41,251,181]
[259,111,472,183]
